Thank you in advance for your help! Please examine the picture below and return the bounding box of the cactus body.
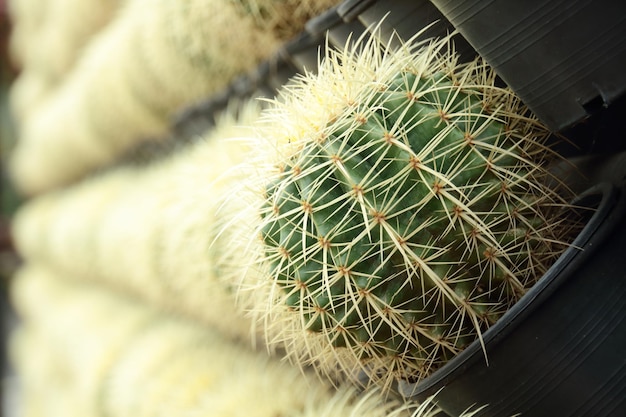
[228,33,577,391]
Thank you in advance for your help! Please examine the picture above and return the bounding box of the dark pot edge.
[402,179,624,399]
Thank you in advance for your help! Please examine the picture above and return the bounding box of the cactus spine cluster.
[226,33,576,391]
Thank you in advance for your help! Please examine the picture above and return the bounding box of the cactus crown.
[223,31,577,393]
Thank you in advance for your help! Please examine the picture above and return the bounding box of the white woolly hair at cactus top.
[10,264,465,417]
[8,0,341,195]
[11,100,265,343]
[220,29,582,393]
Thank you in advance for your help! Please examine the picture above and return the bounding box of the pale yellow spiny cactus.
[7,0,127,127]
[8,70,55,126]
[7,0,125,75]
[11,101,263,341]
[9,328,79,417]
[11,263,492,416]
[10,265,156,417]
[7,0,50,70]
[8,0,341,195]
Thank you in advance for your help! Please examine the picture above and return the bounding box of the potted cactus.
[218,25,626,416]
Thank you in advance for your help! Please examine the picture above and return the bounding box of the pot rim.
[403,180,621,398]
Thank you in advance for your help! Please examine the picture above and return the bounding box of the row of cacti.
[11,264,461,417]
[11,30,583,401]
[8,0,341,195]
[12,102,263,343]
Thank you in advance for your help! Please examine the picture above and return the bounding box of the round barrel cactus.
[225,33,578,393]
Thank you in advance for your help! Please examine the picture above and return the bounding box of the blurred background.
[1,1,20,415]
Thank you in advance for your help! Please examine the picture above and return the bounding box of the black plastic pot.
[399,157,626,416]
[429,0,626,137]
[338,0,476,62]
[336,0,626,157]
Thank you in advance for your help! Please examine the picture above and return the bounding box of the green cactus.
[226,32,579,392]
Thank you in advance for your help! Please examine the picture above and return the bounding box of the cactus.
[11,101,264,342]
[7,0,127,126]
[10,265,156,417]
[7,0,125,79]
[11,264,457,417]
[9,0,343,195]
[225,32,579,392]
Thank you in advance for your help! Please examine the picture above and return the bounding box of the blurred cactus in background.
[8,0,341,196]
[11,102,264,343]
[1,0,19,284]
[10,264,466,417]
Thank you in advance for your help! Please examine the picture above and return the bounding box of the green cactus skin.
[232,33,577,393]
